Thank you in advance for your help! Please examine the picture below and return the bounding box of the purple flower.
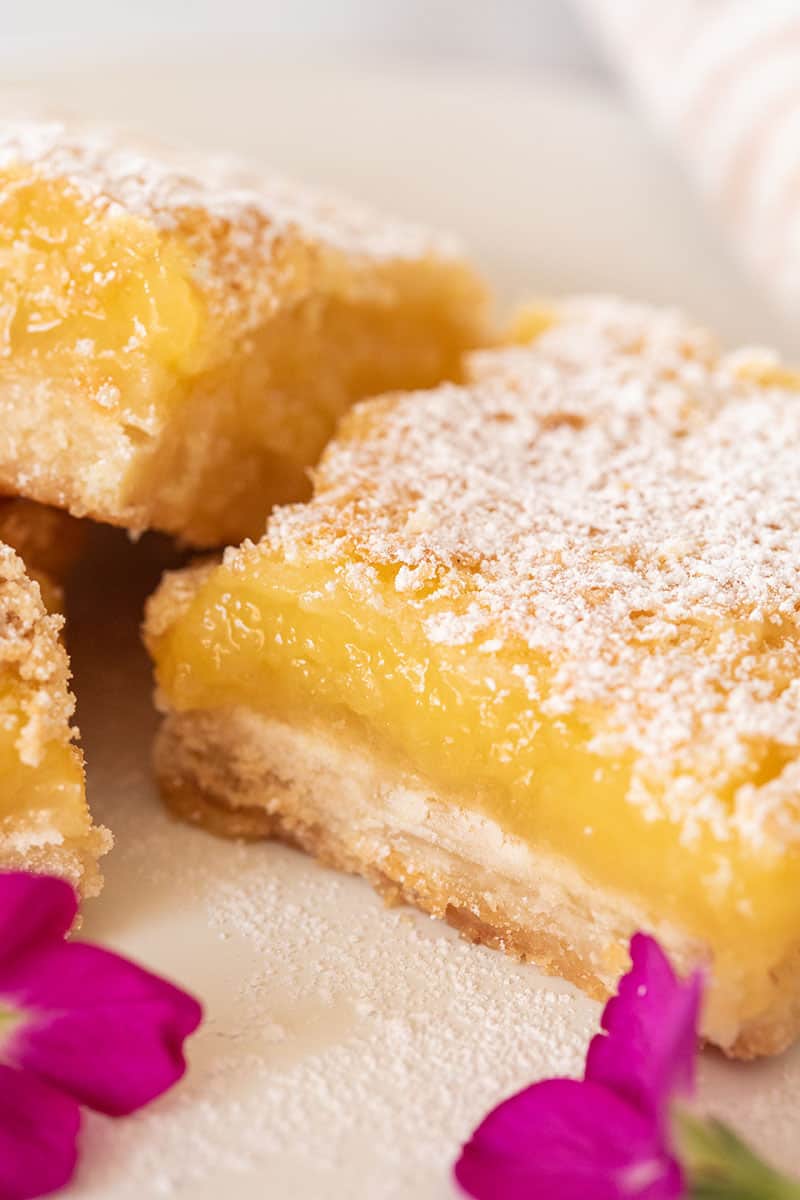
[585,933,701,1124]
[0,872,202,1200]
[455,934,700,1200]
[454,1076,683,1200]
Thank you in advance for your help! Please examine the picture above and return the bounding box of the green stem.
[675,1109,800,1200]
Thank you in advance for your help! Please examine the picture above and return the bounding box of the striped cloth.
[579,1,800,318]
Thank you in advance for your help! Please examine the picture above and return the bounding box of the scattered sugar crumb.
[78,843,595,1200]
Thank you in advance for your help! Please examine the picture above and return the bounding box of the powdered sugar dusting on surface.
[82,847,592,1200]
[263,296,800,849]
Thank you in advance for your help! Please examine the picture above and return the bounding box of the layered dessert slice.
[145,297,800,1058]
[0,541,110,894]
[0,119,488,547]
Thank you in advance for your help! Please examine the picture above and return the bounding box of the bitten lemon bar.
[0,497,85,610]
[0,120,487,547]
[0,542,110,894]
[146,297,800,1058]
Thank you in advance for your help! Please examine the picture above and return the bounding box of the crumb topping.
[0,543,75,766]
[264,297,800,849]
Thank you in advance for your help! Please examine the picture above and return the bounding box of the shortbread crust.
[153,705,798,1058]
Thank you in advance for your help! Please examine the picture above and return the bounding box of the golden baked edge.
[151,702,799,1061]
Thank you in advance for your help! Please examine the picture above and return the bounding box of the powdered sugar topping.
[268,297,800,849]
[0,118,462,263]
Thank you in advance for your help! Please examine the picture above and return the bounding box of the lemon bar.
[0,497,85,610]
[0,120,488,547]
[146,297,800,1058]
[0,541,110,893]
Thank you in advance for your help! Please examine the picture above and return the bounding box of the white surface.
[22,60,799,1198]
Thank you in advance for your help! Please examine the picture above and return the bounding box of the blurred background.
[0,1,608,77]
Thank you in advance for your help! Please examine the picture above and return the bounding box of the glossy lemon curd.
[0,167,204,415]
[0,684,86,835]
[153,552,800,1009]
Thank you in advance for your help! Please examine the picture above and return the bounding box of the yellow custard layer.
[0,168,204,413]
[152,554,800,1003]
[0,688,87,833]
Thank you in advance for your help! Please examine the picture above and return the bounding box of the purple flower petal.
[0,1064,80,1200]
[3,942,202,1116]
[0,875,76,973]
[455,1078,683,1200]
[585,933,702,1119]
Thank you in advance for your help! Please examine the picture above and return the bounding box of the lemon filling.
[152,556,800,1008]
[0,167,204,413]
[0,687,86,834]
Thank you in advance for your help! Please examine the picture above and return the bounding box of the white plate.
[6,57,798,1200]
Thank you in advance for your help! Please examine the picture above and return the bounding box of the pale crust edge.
[152,704,800,1060]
